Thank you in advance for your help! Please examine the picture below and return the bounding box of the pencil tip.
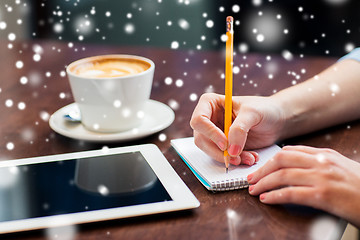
[226,167,228,174]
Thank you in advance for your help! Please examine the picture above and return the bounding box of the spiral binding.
[211,178,249,191]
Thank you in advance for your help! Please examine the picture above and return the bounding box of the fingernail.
[228,144,241,156]
[253,152,259,162]
[217,141,226,151]
[248,185,254,193]
[260,193,266,201]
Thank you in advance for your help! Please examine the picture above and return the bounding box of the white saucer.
[49,100,175,142]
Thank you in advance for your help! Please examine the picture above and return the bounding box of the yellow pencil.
[224,16,234,173]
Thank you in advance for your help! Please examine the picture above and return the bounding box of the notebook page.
[171,137,281,184]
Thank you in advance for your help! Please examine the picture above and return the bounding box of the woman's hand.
[248,145,360,228]
[190,93,285,165]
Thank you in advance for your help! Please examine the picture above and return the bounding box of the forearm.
[271,59,360,140]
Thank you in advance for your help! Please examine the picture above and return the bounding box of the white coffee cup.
[66,54,155,133]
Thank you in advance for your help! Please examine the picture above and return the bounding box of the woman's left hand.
[247,145,360,228]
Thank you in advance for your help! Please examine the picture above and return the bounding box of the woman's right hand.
[190,93,286,165]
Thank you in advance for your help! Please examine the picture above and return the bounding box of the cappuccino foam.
[71,58,151,78]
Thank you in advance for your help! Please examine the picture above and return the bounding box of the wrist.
[269,91,305,140]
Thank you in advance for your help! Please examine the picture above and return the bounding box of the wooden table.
[0,40,356,239]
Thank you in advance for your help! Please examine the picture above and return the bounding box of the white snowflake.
[18,102,26,110]
[171,41,179,49]
[256,34,265,42]
[239,43,249,53]
[189,93,198,101]
[53,23,64,33]
[232,5,240,13]
[59,92,66,99]
[233,66,240,74]
[20,76,28,85]
[178,19,190,30]
[98,185,109,196]
[205,20,214,28]
[8,33,16,41]
[0,22,7,30]
[168,99,179,110]
[158,133,167,142]
[6,142,14,151]
[5,99,13,107]
[175,79,184,87]
[124,23,135,34]
[164,77,173,85]
[33,54,41,62]
[113,100,121,108]
[282,50,293,61]
[345,43,355,53]
[40,111,50,121]
[220,34,228,42]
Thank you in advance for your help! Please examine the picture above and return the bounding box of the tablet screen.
[0,152,172,222]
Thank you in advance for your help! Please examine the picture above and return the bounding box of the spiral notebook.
[171,137,281,191]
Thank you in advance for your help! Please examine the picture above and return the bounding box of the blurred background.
[0,0,359,57]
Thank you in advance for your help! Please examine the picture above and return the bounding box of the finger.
[251,151,259,162]
[193,131,224,163]
[190,94,228,151]
[240,151,256,165]
[283,145,324,154]
[283,145,342,161]
[247,150,316,184]
[230,156,241,165]
[227,105,261,157]
[249,168,314,196]
[230,151,257,166]
[258,186,320,209]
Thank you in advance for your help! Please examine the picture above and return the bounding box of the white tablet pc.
[0,144,200,233]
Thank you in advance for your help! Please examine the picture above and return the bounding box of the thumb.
[227,106,261,157]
